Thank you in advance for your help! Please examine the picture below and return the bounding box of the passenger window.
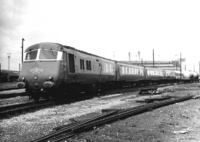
[80,59,85,70]
[68,53,75,73]
[86,60,91,70]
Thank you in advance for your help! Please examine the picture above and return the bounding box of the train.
[17,42,199,101]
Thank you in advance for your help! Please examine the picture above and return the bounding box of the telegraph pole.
[153,49,154,67]
[128,52,131,61]
[138,51,140,62]
[180,52,182,81]
[21,38,25,63]
[7,53,11,71]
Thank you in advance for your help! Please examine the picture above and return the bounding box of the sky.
[0,0,200,72]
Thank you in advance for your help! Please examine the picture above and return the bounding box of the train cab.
[17,43,65,101]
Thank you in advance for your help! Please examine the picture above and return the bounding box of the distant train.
[17,42,199,101]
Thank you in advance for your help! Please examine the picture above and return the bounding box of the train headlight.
[34,75,38,80]
[22,77,26,82]
[48,76,53,81]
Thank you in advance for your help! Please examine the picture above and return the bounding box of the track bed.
[1,83,200,142]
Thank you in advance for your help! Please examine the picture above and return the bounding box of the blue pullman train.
[17,42,199,101]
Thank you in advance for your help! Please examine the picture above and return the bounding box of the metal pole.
[128,52,131,61]
[153,49,154,67]
[21,38,25,63]
[135,55,137,65]
[7,53,11,71]
[174,54,177,71]
[180,52,182,81]
[138,51,140,62]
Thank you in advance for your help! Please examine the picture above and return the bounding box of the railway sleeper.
[39,95,193,142]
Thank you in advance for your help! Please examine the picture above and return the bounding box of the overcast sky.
[1,0,200,71]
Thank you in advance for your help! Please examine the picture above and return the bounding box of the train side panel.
[116,62,145,82]
[165,70,176,82]
[63,47,116,85]
[145,67,165,82]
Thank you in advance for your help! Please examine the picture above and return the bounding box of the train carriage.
[116,62,146,86]
[164,70,176,83]
[62,45,116,92]
[144,67,165,84]
[17,42,199,101]
[17,42,116,100]
[191,71,199,82]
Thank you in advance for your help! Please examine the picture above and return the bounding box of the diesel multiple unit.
[17,42,199,101]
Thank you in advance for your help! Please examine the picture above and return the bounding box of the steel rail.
[0,100,53,118]
[48,131,76,142]
[0,91,26,99]
[0,101,35,112]
[31,95,193,142]
[0,87,20,91]
[30,110,119,142]
[65,95,193,133]
[51,95,193,142]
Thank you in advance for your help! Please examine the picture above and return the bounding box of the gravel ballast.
[1,83,200,142]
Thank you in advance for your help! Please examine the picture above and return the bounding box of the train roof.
[62,45,115,62]
[116,62,144,68]
[25,42,115,62]
[144,67,165,70]
[25,42,64,52]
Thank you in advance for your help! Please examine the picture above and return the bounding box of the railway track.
[0,83,178,119]
[30,94,194,142]
[0,82,181,100]
[0,100,55,119]
[0,89,26,99]
[100,83,175,97]
[0,87,20,91]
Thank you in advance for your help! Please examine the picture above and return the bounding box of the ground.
[1,83,200,142]
[71,97,200,142]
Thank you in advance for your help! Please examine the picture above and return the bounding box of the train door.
[62,52,67,80]
[68,53,76,82]
[115,62,119,81]
[96,59,102,81]
[68,53,75,73]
